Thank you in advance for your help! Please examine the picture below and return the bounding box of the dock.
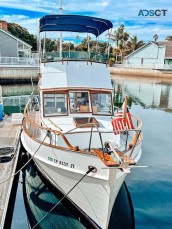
[0,115,21,229]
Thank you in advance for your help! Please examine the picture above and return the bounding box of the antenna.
[59,0,63,58]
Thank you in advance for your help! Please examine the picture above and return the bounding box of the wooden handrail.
[23,99,142,152]
[23,102,79,151]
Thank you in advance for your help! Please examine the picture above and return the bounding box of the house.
[124,41,172,65]
[0,21,32,59]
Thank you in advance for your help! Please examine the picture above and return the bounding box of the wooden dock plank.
[0,115,21,229]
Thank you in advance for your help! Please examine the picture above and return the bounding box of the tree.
[107,24,130,62]
[7,22,37,51]
[126,35,144,52]
[62,42,74,51]
[41,38,55,52]
[153,34,158,42]
[107,24,129,49]
[165,36,172,41]
[118,24,130,48]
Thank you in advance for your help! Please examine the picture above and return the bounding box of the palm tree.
[126,35,144,52]
[106,24,130,62]
[118,25,129,47]
[153,34,158,42]
[165,36,172,41]
[106,30,120,48]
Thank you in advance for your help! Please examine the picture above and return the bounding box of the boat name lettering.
[48,157,75,168]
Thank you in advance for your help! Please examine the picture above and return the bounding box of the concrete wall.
[109,67,172,78]
[0,66,38,83]
[0,30,17,57]
[125,43,166,65]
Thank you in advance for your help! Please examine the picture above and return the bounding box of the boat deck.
[0,115,21,228]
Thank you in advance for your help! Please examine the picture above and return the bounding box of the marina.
[0,75,172,228]
[0,1,172,228]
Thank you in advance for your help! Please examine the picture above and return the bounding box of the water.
[1,76,172,229]
[111,75,172,229]
[10,160,134,229]
[1,84,37,114]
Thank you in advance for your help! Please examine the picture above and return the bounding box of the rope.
[0,131,48,185]
[32,166,95,229]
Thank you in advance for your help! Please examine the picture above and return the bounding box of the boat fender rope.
[32,166,95,229]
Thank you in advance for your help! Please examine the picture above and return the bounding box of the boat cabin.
[40,61,114,119]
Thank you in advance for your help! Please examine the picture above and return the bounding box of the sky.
[0,0,172,44]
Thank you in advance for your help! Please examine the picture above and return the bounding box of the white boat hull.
[21,131,140,228]
[34,158,126,228]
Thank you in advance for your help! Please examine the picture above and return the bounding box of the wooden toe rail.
[92,149,120,167]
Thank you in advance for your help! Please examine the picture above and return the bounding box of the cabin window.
[69,92,91,113]
[44,92,67,116]
[91,92,112,115]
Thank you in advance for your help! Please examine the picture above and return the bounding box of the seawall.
[0,66,38,84]
[109,67,172,78]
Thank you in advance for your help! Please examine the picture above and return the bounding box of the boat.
[22,162,135,229]
[21,14,143,229]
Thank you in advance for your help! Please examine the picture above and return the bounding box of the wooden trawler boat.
[21,15,143,229]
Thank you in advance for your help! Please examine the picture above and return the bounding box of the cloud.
[0,0,171,42]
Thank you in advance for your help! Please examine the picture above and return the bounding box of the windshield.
[91,92,112,115]
[43,90,113,116]
[69,92,91,113]
[44,92,67,116]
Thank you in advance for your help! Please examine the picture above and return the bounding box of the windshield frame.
[43,90,68,117]
[42,89,113,117]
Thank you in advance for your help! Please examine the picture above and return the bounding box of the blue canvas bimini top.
[39,15,113,37]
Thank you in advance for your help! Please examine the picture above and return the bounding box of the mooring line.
[32,167,95,229]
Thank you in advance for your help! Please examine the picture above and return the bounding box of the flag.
[112,108,134,135]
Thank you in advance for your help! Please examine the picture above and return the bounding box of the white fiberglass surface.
[40,62,112,89]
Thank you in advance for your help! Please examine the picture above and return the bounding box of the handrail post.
[98,130,105,162]
[125,130,129,151]
[88,125,93,152]
[129,130,141,157]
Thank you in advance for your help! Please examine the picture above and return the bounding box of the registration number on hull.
[48,156,75,168]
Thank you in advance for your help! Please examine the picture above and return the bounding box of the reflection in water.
[111,74,172,229]
[22,162,134,229]
[2,84,38,114]
[1,84,38,97]
[4,76,172,228]
[112,75,172,111]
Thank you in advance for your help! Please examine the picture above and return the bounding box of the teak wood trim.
[24,103,78,151]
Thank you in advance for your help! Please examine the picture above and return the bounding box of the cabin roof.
[40,61,112,90]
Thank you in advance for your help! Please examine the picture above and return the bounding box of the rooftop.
[157,41,172,58]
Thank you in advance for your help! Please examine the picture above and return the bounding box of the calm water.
[2,75,172,229]
[112,75,172,229]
